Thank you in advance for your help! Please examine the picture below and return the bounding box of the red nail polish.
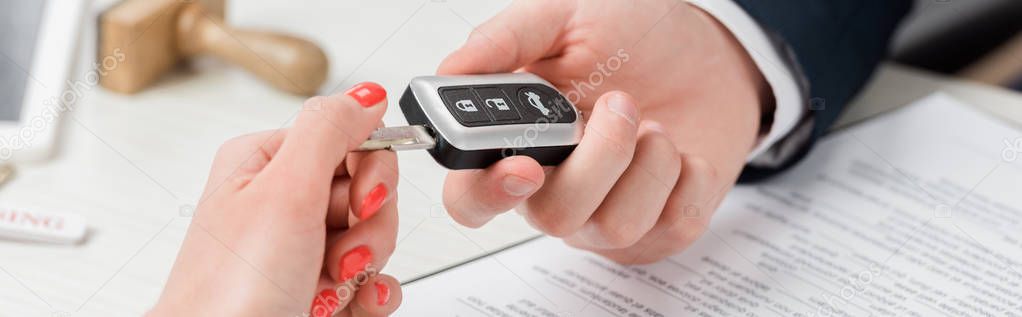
[310,289,339,317]
[345,82,387,107]
[375,281,390,306]
[339,245,373,281]
[358,183,387,220]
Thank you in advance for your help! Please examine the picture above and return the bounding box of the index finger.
[437,0,576,75]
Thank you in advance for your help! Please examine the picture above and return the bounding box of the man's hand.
[440,0,769,264]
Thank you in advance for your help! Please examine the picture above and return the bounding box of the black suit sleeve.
[734,0,912,182]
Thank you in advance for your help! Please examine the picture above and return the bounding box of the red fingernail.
[346,82,387,107]
[310,289,339,317]
[375,281,390,306]
[339,245,373,281]
[358,183,387,220]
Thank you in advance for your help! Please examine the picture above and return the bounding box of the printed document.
[399,94,1022,317]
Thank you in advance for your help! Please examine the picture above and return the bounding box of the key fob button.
[517,87,552,118]
[546,89,577,123]
[516,86,576,124]
[473,88,522,122]
[441,88,491,125]
[400,73,582,170]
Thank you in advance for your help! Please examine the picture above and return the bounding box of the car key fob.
[357,73,583,170]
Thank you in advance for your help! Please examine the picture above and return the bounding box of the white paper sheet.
[397,94,1022,317]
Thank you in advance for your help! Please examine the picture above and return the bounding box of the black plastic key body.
[399,74,582,170]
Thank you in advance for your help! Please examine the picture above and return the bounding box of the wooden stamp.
[98,0,329,96]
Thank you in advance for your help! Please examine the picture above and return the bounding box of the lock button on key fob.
[396,73,583,170]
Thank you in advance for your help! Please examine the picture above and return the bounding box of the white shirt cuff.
[685,0,806,161]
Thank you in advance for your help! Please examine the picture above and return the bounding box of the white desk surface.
[2,1,1021,316]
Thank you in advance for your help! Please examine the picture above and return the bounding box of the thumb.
[438,0,576,75]
[258,82,388,189]
[443,156,546,228]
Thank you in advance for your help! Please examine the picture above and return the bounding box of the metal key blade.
[357,125,436,152]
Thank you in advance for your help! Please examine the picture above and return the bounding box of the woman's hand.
[440,0,769,264]
[151,83,402,317]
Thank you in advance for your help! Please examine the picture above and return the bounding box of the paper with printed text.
[398,94,1022,317]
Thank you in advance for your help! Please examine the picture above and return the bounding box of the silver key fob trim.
[398,73,584,170]
[406,73,583,151]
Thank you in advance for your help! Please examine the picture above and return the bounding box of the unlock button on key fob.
[475,87,521,122]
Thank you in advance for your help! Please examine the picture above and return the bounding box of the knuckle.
[606,254,644,265]
[591,219,642,248]
[666,152,683,174]
[524,205,581,238]
[645,134,682,164]
[217,135,251,155]
[663,222,707,248]
[599,248,656,265]
[221,174,253,191]
[448,208,489,229]
[597,115,638,142]
[322,96,355,118]
[637,134,683,176]
[475,22,522,60]
[684,154,719,180]
[309,94,358,122]
[450,199,502,227]
[443,197,497,229]
[587,126,635,162]
[302,96,327,111]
